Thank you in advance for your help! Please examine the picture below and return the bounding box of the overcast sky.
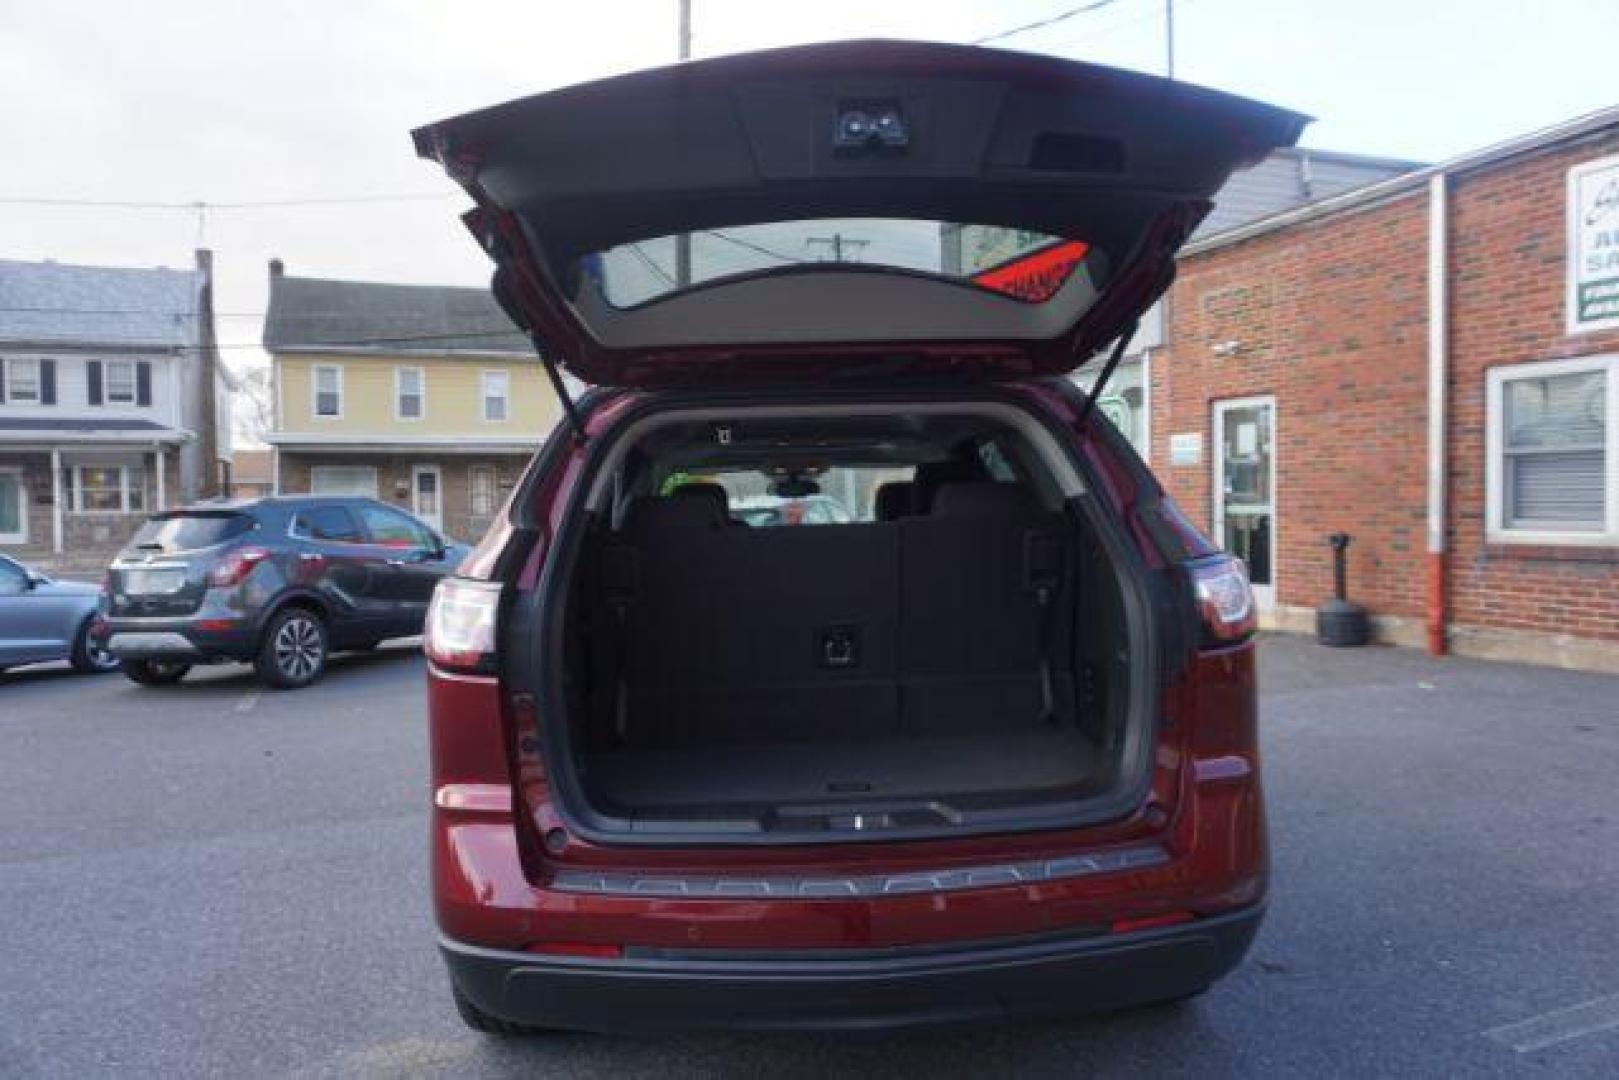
[3,0,1616,389]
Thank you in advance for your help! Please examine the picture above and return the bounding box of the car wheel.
[450,984,555,1036]
[256,607,328,689]
[121,658,192,686]
[70,619,121,674]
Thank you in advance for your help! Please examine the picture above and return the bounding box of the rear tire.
[70,619,121,674]
[450,984,555,1036]
[121,658,192,686]
[256,606,329,689]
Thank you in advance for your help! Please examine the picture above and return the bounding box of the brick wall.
[1149,127,1619,661]
[1151,187,1432,623]
[1446,132,1619,645]
[278,453,527,543]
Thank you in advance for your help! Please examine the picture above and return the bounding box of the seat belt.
[1025,531,1065,724]
[600,545,639,743]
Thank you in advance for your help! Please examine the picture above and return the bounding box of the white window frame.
[308,465,378,497]
[482,369,510,423]
[105,360,137,405]
[468,464,498,517]
[1486,353,1618,546]
[0,467,27,543]
[5,358,41,403]
[312,364,344,420]
[395,365,426,422]
[62,463,147,514]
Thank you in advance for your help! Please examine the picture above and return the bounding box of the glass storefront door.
[1213,397,1275,608]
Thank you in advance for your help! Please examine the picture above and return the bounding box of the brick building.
[1138,108,1619,671]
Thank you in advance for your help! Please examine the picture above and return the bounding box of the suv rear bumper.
[105,617,256,662]
[442,904,1263,1033]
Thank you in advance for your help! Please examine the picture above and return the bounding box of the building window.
[61,464,147,513]
[313,365,343,418]
[469,465,497,517]
[482,370,509,422]
[308,465,378,497]
[105,360,137,404]
[1488,355,1617,543]
[396,366,425,420]
[5,358,40,402]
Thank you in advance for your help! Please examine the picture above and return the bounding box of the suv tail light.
[1190,556,1258,644]
[425,577,503,675]
[207,546,270,587]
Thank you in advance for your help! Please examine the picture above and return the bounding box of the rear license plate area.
[122,569,185,595]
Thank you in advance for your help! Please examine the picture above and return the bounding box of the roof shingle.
[0,258,204,350]
[263,273,531,356]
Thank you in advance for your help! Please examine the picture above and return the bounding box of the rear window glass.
[130,513,252,552]
[664,466,915,527]
[291,505,363,542]
[586,220,1090,309]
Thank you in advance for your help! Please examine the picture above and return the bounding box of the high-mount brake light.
[207,546,270,587]
[425,577,503,675]
[1190,556,1259,644]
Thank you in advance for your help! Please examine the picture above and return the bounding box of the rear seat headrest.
[622,491,727,532]
[874,481,915,522]
[929,482,1041,518]
[913,457,990,512]
[669,482,731,520]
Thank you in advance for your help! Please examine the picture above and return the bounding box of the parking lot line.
[1484,991,1619,1053]
[234,691,261,713]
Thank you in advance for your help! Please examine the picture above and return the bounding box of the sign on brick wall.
[1568,152,1619,333]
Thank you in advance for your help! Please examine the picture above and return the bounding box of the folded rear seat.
[600,494,901,747]
[897,482,1075,736]
[593,480,1073,751]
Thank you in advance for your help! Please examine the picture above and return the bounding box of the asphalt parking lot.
[2,636,1618,1077]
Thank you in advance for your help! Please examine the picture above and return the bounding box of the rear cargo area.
[552,415,1138,836]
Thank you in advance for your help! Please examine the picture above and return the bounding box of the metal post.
[674,0,693,287]
[1165,0,1175,79]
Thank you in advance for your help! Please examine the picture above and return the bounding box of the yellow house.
[262,262,558,541]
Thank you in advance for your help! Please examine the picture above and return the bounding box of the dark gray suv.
[104,496,469,688]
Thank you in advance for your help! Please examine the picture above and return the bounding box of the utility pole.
[1165,0,1175,79]
[674,0,693,286]
[805,233,868,263]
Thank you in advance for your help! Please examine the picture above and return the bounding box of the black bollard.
[1316,533,1371,647]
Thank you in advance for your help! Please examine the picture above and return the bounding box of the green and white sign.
[1569,152,1619,333]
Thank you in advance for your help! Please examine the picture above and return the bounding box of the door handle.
[297,552,322,562]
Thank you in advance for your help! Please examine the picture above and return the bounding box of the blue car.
[0,554,119,676]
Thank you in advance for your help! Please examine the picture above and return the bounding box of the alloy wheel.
[273,615,324,681]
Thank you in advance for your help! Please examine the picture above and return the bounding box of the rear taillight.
[1190,556,1258,644]
[425,577,502,675]
[207,546,269,587]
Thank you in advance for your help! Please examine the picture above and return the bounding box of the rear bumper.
[105,618,255,662]
[443,903,1262,1032]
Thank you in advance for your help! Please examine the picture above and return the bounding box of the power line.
[971,0,1127,45]
[704,229,801,264]
[0,193,453,211]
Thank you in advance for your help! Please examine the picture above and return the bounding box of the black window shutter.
[87,360,103,405]
[136,361,152,407]
[0,361,7,404]
[40,359,56,405]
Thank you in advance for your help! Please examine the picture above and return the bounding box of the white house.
[0,250,231,568]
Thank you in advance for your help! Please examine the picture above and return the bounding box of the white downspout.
[155,446,167,511]
[1425,173,1448,656]
[50,448,63,554]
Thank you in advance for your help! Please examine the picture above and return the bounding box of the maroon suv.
[415,40,1297,1033]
